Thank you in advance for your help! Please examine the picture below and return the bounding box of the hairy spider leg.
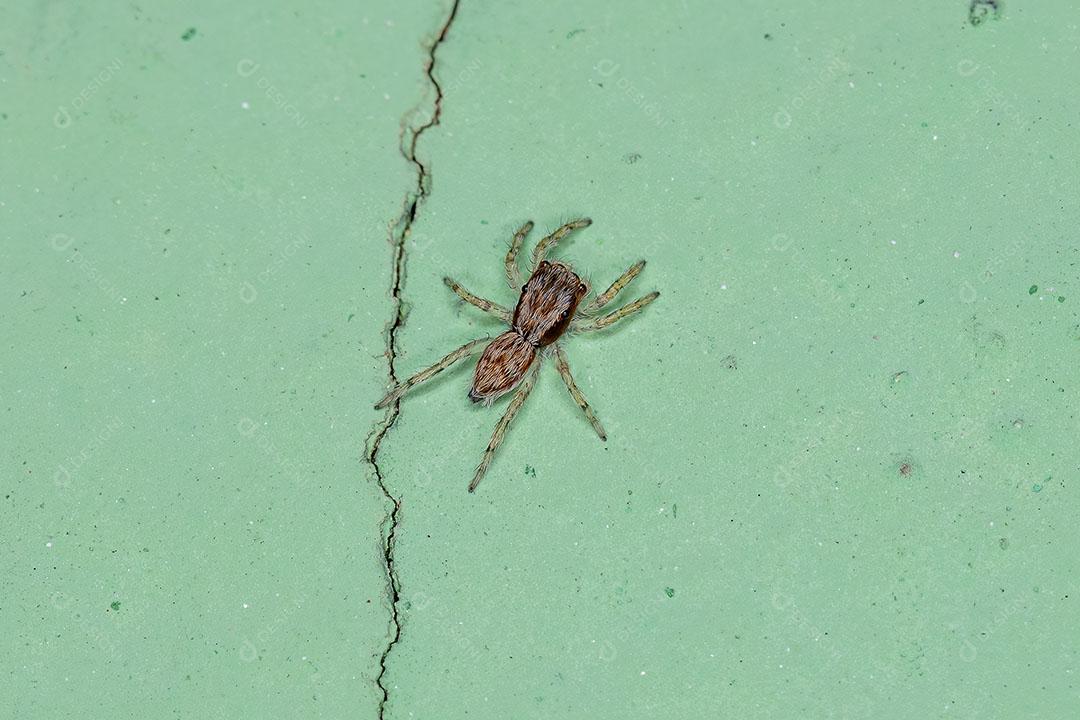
[552,344,606,441]
[574,291,660,333]
[505,221,534,289]
[469,362,541,492]
[579,260,646,315]
[443,276,511,322]
[529,218,592,272]
[375,337,490,409]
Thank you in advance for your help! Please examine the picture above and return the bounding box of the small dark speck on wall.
[968,0,1002,26]
[181,27,197,41]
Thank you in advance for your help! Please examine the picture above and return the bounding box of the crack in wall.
[364,1,461,718]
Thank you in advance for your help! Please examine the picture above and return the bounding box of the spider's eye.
[579,283,587,293]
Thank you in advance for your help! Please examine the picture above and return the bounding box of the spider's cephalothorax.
[375,218,658,492]
[469,260,589,404]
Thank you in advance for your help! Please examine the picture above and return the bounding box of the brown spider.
[375,218,659,492]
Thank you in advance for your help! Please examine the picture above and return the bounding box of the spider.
[375,218,659,492]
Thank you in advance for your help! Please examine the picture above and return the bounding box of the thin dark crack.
[364,2,461,718]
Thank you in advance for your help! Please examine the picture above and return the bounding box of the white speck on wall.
[243,603,249,609]
[241,101,250,110]
[640,671,646,676]
[953,251,961,258]
[384,93,390,101]
[46,541,52,548]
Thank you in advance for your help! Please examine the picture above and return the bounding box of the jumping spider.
[375,218,659,492]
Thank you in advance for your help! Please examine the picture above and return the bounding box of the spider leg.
[552,344,606,441]
[443,277,511,323]
[579,260,646,315]
[469,362,541,492]
[573,291,660,333]
[375,337,489,409]
[505,221,533,289]
[529,218,591,271]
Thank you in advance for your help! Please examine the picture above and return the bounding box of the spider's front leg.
[530,218,591,272]
[505,221,533,289]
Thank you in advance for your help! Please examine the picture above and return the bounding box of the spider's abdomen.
[469,331,536,405]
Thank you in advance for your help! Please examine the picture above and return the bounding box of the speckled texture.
[377,1,1079,718]
[3,1,1078,718]
[1,1,440,717]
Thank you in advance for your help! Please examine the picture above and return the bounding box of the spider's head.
[515,261,589,347]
